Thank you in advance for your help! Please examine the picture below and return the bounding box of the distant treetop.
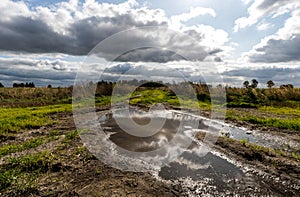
[13,82,35,88]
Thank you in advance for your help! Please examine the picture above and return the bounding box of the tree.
[280,84,294,89]
[267,80,275,88]
[28,82,35,88]
[243,80,250,88]
[0,82,4,88]
[216,84,223,88]
[47,84,52,88]
[251,79,258,88]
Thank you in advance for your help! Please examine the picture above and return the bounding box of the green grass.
[0,129,65,156]
[129,89,172,105]
[128,89,212,110]
[259,106,300,116]
[95,96,111,106]
[6,151,55,172]
[226,109,300,131]
[246,117,300,131]
[0,138,45,156]
[0,104,72,135]
[62,130,79,143]
[0,151,55,192]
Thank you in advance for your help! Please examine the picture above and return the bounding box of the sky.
[0,0,299,87]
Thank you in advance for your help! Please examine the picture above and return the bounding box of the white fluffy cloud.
[234,0,300,32]
[241,0,253,4]
[256,21,272,31]
[243,8,300,62]
[171,7,216,29]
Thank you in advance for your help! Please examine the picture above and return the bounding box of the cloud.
[223,66,300,86]
[0,0,227,63]
[257,21,272,31]
[241,0,253,4]
[171,7,216,29]
[0,0,232,86]
[245,35,300,62]
[243,9,300,62]
[115,48,185,63]
[0,58,77,86]
[234,0,300,32]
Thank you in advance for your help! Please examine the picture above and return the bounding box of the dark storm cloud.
[70,15,168,56]
[114,47,186,63]
[247,35,300,63]
[89,26,213,63]
[0,12,169,56]
[0,14,221,63]
[0,17,74,54]
[104,63,192,78]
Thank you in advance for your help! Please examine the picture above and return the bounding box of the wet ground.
[1,107,299,196]
[91,107,300,195]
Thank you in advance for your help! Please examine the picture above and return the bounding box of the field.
[0,86,299,195]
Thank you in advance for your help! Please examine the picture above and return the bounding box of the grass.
[6,151,55,172]
[0,87,73,107]
[0,137,45,156]
[239,115,300,131]
[226,109,300,131]
[128,89,212,110]
[259,106,300,116]
[240,139,300,162]
[0,151,55,192]
[129,89,174,105]
[62,130,79,143]
[0,104,72,135]
[0,129,64,156]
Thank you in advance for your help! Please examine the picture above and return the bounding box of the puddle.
[100,108,295,150]
[98,107,248,192]
[76,107,298,195]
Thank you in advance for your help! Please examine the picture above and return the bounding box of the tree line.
[243,79,294,89]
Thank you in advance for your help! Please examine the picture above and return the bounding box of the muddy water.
[96,108,297,195]
[97,108,245,193]
[100,108,293,151]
